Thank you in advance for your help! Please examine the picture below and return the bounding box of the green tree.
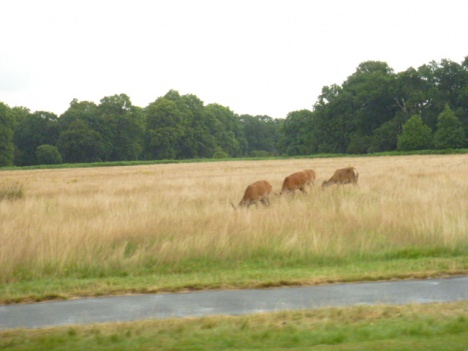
[302,61,396,155]
[144,96,183,160]
[145,90,214,159]
[456,56,468,139]
[98,94,145,161]
[278,110,313,155]
[343,61,396,136]
[145,90,243,160]
[433,105,466,149]
[397,115,432,151]
[35,144,62,165]
[59,99,99,130]
[9,106,30,164]
[205,104,246,157]
[367,115,402,153]
[416,59,468,130]
[0,102,14,166]
[239,114,278,156]
[308,85,351,154]
[392,67,433,121]
[13,111,59,165]
[57,119,107,163]
[59,99,112,162]
[178,93,215,158]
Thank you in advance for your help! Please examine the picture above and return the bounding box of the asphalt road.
[1,276,467,330]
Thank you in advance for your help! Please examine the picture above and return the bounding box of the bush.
[212,147,230,159]
[397,115,432,151]
[36,144,62,165]
[433,105,466,149]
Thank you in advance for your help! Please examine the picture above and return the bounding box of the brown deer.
[232,180,273,209]
[321,167,359,188]
[280,171,309,195]
[303,169,316,185]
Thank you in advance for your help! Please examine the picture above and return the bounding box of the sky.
[1,0,467,119]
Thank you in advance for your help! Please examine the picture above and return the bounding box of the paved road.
[1,276,467,330]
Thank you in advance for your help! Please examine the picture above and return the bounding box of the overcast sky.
[1,0,467,119]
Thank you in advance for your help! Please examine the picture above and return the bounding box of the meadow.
[0,154,467,303]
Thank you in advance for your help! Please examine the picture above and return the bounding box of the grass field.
[2,302,467,350]
[0,154,467,303]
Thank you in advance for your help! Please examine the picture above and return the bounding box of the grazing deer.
[303,169,316,185]
[280,171,309,195]
[321,167,359,188]
[232,180,273,209]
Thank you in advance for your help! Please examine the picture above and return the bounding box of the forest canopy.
[1,57,467,167]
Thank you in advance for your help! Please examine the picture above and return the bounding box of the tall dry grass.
[0,155,467,282]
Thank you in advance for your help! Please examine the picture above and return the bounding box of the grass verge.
[1,302,467,350]
[1,256,467,304]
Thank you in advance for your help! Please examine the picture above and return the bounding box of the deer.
[231,180,273,209]
[321,167,359,188]
[303,169,316,185]
[280,171,309,195]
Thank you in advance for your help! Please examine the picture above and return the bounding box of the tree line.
[1,57,467,167]
[0,91,282,166]
[281,58,468,155]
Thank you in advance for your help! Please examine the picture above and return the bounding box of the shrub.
[212,147,230,159]
[397,115,432,151]
[433,105,466,149]
[36,144,62,165]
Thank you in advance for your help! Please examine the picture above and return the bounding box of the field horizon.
[1,154,467,303]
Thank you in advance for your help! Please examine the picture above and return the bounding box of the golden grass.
[0,154,467,282]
